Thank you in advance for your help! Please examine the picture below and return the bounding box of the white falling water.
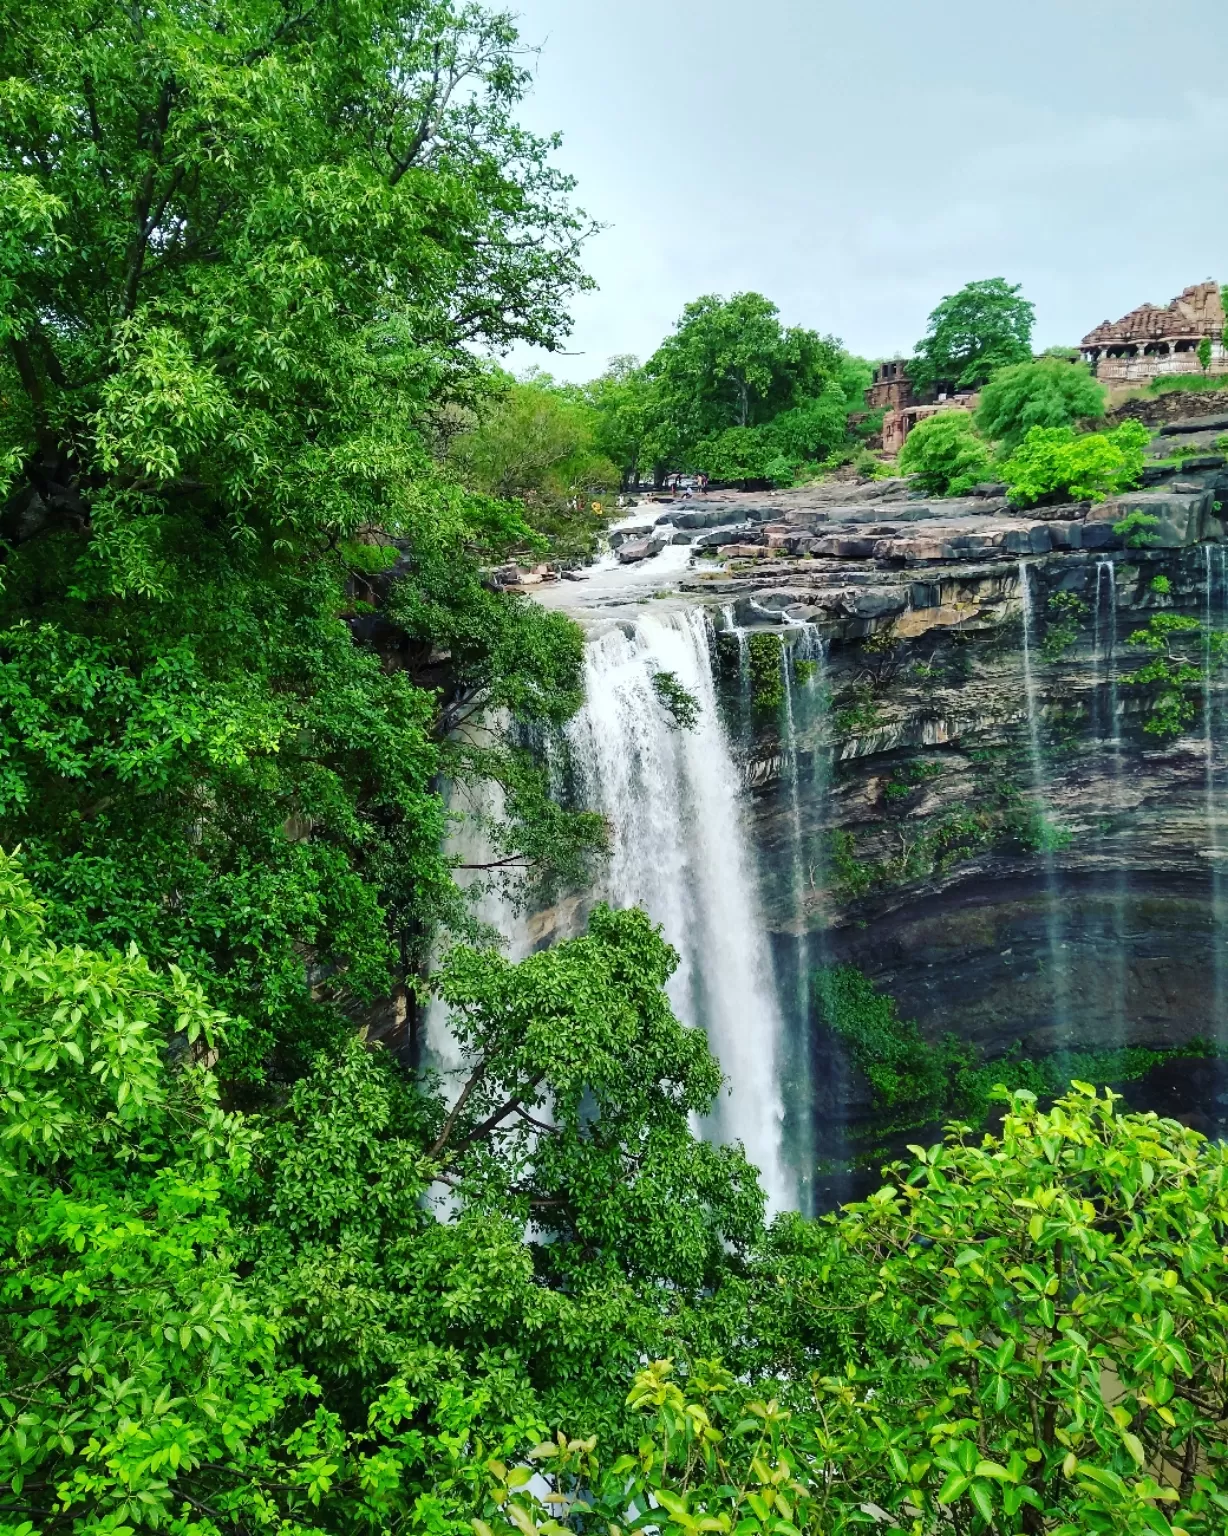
[1094,559,1129,1039]
[425,768,536,1079]
[1204,546,1227,1034]
[566,607,792,1211]
[1018,562,1071,1030]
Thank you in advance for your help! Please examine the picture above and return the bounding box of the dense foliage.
[493,1085,1228,1536]
[444,371,619,555]
[896,410,994,496]
[1002,422,1150,507]
[0,0,610,1080]
[582,296,874,486]
[909,277,1036,396]
[0,846,767,1532]
[976,357,1107,448]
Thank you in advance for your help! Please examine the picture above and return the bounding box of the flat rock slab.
[1160,412,1228,435]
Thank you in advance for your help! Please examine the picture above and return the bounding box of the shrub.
[496,1086,1228,1536]
[975,357,1107,449]
[1002,420,1149,506]
[897,411,993,496]
[691,425,776,484]
[651,669,701,729]
[747,632,785,710]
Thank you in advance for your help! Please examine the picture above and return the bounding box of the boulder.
[609,524,652,549]
[852,589,908,618]
[1047,522,1084,550]
[617,539,652,563]
[1089,490,1212,548]
[812,536,878,558]
[670,505,748,530]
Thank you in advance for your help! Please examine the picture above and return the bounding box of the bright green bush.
[1002,420,1150,506]
[495,1086,1228,1536]
[897,410,994,495]
[976,356,1107,449]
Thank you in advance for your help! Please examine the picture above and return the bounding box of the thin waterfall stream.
[1206,546,1228,1041]
[1018,561,1072,1032]
[1094,558,1129,1043]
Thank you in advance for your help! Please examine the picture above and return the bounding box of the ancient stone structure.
[880,394,978,455]
[1081,280,1228,387]
[866,359,978,454]
[865,359,915,412]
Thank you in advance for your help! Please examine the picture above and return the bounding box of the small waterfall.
[567,608,792,1211]
[778,624,828,1208]
[1018,561,1071,1031]
[1095,559,1129,1041]
[1205,546,1227,1035]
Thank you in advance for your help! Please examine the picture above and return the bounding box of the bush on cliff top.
[1002,420,1150,506]
[897,410,995,496]
[976,356,1107,449]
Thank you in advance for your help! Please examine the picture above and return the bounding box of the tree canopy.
[910,277,1036,396]
[897,409,994,496]
[0,0,607,1081]
[635,293,856,483]
[977,357,1107,448]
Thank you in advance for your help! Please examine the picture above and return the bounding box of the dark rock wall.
[732,545,1228,1154]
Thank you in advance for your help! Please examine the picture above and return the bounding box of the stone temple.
[1080,280,1228,387]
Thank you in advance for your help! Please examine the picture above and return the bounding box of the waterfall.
[567,608,792,1211]
[1095,559,1129,1041]
[1205,547,1227,1035]
[778,624,828,1209]
[424,768,536,1080]
[1018,561,1071,1031]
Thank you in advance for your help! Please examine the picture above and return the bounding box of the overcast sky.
[501,0,1228,381]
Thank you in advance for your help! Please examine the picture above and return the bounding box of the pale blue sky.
[503,0,1228,380]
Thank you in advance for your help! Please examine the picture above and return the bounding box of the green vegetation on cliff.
[814,962,1211,1139]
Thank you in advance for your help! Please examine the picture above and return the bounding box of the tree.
[588,355,655,489]
[492,1086,1228,1536]
[0,838,768,1531]
[1121,612,1218,738]
[1002,421,1150,507]
[976,357,1107,448]
[0,0,603,1081]
[643,293,841,474]
[910,278,1036,395]
[0,848,313,1530]
[897,410,994,496]
[447,373,619,555]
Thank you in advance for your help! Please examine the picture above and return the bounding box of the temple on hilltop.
[1080,280,1228,387]
[866,359,977,454]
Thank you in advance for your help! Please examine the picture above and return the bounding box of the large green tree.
[446,371,619,554]
[0,0,605,1081]
[0,845,764,1532]
[910,277,1036,396]
[642,293,841,474]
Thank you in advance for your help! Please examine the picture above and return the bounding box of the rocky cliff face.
[510,416,1228,1206]
[656,417,1228,1174]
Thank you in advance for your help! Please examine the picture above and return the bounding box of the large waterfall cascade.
[429,544,1228,1213]
[565,607,793,1211]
